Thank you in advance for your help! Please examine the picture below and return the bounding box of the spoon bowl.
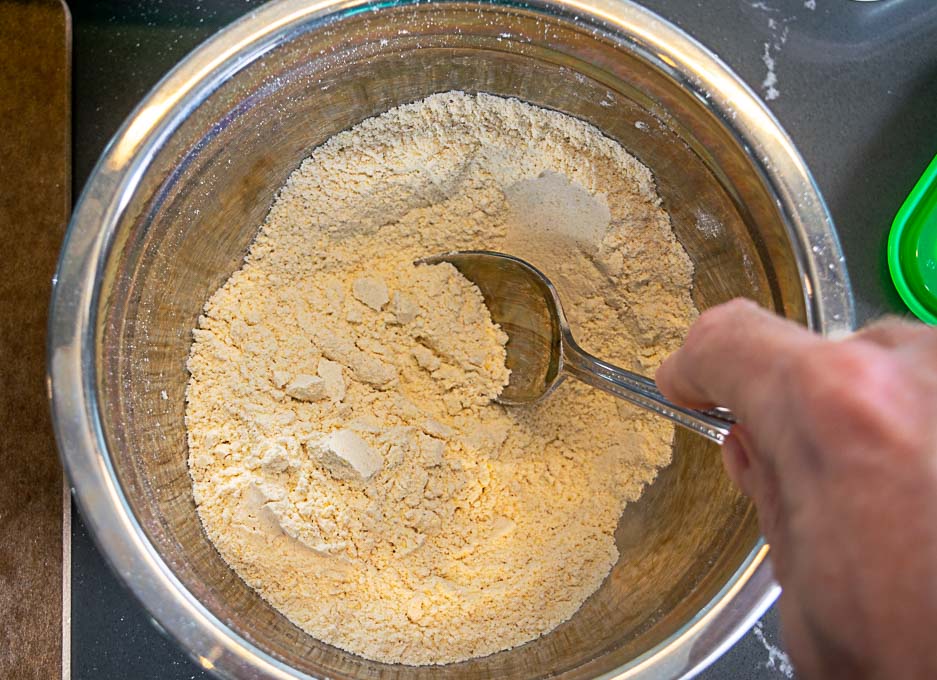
[419,250,736,444]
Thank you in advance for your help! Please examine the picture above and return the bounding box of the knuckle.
[793,342,914,448]
[908,323,937,352]
[856,316,922,345]
[714,297,760,322]
[796,344,872,404]
[689,299,755,346]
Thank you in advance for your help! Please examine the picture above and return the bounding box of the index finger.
[655,299,821,423]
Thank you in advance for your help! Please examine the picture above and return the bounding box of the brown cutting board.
[0,1,70,678]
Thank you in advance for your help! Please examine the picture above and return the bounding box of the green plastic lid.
[888,153,937,324]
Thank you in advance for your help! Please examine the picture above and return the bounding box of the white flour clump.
[186,92,697,665]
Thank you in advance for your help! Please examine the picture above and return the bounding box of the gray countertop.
[68,0,937,677]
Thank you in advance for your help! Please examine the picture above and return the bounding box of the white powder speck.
[753,621,795,677]
[160,390,168,400]
[752,0,795,101]
[695,208,723,239]
[805,0,816,9]
[762,43,780,101]
[742,251,757,286]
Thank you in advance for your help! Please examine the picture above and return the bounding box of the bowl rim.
[48,0,854,677]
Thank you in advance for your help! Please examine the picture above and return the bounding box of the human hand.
[656,299,937,680]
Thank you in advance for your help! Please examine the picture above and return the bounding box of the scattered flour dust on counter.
[753,621,795,677]
[185,92,697,665]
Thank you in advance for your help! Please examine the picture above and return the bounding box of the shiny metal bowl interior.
[51,0,853,678]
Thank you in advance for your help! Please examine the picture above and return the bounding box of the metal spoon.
[417,250,736,444]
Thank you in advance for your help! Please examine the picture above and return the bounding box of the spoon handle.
[560,339,736,445]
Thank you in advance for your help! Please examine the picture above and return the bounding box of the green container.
[888,153,937,324]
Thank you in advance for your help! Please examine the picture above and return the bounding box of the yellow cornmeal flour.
[185,92,697,665]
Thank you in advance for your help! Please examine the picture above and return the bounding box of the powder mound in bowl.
[185,92,697,666]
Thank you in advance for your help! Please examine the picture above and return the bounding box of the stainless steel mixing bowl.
[49,0,854,677]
